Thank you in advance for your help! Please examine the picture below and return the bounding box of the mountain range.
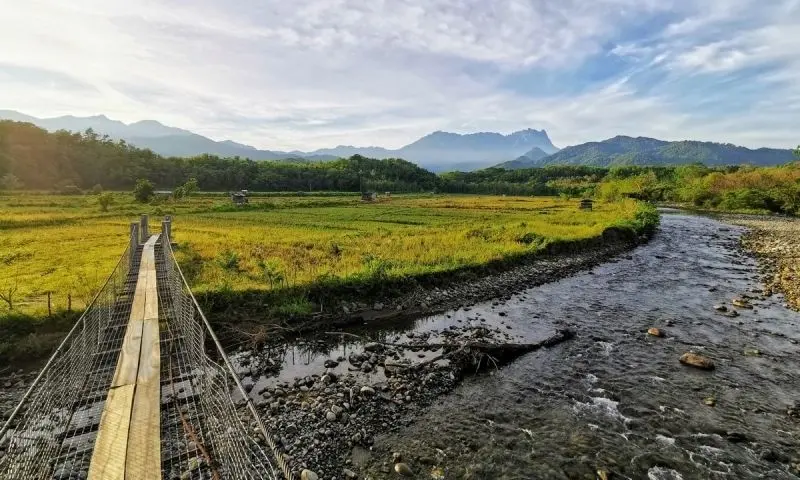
[2,110,794,171]
[494,136,796,169]
[0,110,558,171]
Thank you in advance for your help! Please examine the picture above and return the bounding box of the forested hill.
[532,136,795,167]
[0,121,437,192]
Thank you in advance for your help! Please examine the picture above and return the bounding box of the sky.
[1,0,798,151]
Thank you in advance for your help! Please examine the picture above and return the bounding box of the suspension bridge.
[0,216,294,480]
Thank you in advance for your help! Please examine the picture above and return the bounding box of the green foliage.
[98,192,114,212]
[217,249,241,271]
[133,178,154,203]
[183,178,199,196]
[90,184,104,195]
[257,260,285,289]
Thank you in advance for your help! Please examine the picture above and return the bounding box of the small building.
[154,190,173,199]
[361,191,377,202]
[230,190,249,205]
[579,199,593,210]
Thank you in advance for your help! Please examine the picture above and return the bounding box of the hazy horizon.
[1,1,798,153]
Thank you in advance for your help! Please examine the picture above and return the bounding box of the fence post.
[47,292,52,317]
[140,214,149,243]
[67,293,72,312]
[130,222,139,263]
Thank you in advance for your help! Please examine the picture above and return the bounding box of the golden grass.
[0,193,642,317]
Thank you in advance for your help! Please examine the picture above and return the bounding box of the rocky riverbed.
[242,211,800,479]
[731,215,800,311]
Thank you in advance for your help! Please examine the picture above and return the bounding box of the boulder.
[680,352,715,370]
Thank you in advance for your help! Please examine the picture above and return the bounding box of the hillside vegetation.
[524,136,795,168]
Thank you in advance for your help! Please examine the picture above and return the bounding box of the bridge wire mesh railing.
[0,241,137,480]
[158,227,293,480]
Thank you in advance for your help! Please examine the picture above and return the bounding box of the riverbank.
[728,215,800,310]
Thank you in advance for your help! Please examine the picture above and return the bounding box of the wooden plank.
[126,264,161,478]
[86,385,135,480]
[89,235,161,480]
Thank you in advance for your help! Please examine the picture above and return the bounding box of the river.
[346,211,799,479]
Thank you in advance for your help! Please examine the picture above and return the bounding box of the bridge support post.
[164,215,172,240]
[161,219,171,244]
[130,223,139,264]
[140,215,149,243]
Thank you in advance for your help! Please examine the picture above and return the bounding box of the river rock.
[713,304,728,312]
[732,298,752,309]
[680,352,715,370]
[325,411,337,422]
[744,348,761,356]
[364,342,382,352]
[324,359,339,368]
[392,452,402,463]
[343,468,357,478]
[394,462,414,477]
[300,469,319,480]
[647,327,664,337]
[360,386,375,396]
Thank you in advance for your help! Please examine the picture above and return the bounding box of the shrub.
[90,184,103,195]
[98,192,114,212]
[217,249,241,271]
[133,178,154,203]
[516,232,546,246]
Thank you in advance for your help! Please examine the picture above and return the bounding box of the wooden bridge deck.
[88,235,161,479]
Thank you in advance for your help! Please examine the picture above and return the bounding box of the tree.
[794,145,800,160]
[133,178,155,203]
[0,173,22,191]
[183,177,199,196]
[98,192,114,212]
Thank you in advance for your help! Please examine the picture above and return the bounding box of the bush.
[217,249,241,271]
[90,184,103,195]
[98,192,114,212]
[133,178,154,203]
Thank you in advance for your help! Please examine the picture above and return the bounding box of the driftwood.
[407,328,575,372]
[325,328,576,373]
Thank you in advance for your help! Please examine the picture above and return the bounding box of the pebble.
[325,411,337,422]
[360,386,375,396]
[394,462,414,477]
[301,470,319,480]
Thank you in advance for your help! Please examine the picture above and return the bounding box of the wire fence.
[158,225,286,479]
[0,239,136,479]
[0,216,291,479]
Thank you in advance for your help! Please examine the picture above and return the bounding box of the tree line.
[1,120,798,214]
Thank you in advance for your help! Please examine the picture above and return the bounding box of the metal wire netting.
[0,221,287,480]
[0,242,137,480]
[157,231,284,480]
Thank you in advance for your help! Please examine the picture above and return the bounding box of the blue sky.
[0,0,798,151]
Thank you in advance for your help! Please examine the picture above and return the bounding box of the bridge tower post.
[161,218,171,244]
[140,214,149,243]
[130,222,139,264]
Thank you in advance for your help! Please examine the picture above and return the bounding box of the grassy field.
[0,192,654,362]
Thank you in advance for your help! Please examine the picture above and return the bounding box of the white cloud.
[0,0,797,152]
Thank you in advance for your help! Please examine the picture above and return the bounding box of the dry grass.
[0,192,644,318]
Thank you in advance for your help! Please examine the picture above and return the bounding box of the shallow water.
[244,212,800,479]
[360,212,800,479]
